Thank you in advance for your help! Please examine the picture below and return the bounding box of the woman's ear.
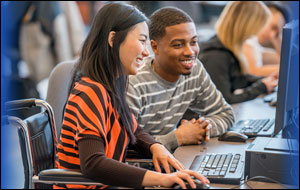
[108,31,116,48]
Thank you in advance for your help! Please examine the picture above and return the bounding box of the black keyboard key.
[234,154,241,160]
[212,154,221,168]
[222,166,228,172]
[231,163,237,169]
[261,119,270,126]
[214,170,221,175]
[208,169,216,176]
[248,120,254,126]
[199,167,204,173]
[200,163,206,168]
[202,170,209,176]
[263,119,275,131]
[254,119,269,132]
[223,154,232,167]
[217,154,226,168]
[202,154,210,163]
[219,170,226,176]
[206,154,216,168]
[229,167,236,173]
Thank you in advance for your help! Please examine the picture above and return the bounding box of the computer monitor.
[273,20,299,139]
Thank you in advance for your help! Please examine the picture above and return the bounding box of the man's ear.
[108,31,116,48]
[151,40,159,55]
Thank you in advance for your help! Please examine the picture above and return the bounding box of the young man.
[243,2,290,76]
[126,7,234,152]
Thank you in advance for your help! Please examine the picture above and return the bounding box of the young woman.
[55,3,209,189]
[199,1,278,104]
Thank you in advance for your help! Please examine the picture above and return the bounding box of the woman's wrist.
[150,142,163,154]
[142,170,164,187]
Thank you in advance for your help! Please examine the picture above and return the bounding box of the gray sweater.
[127,57,234,152]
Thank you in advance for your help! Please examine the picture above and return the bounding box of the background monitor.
[274,20,299,139]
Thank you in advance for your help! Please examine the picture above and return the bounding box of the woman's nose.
[142,46,149,57]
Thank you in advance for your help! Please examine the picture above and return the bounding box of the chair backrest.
[46,59,78,139]
[25,111,55,174]
[5,99,57,189]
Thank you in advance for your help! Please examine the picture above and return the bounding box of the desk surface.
[231,97,276,120]
[173,98,295,189]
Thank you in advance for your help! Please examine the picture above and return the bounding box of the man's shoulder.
[129,57,155,85]
[189,59,206,77]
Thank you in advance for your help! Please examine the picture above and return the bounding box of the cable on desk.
[230,176,290,189]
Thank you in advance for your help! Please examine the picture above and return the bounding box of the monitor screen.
[274,20,299,138]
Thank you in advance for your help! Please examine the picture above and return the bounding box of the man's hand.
[175,118,211,146]
[150,143,185,173]
[195,117,212,142]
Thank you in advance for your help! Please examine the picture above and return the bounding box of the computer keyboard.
[190,153,244,184]
[230,118,275,137]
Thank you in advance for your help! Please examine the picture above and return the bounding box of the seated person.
[199,1,278,104]
[126,7,234,153]
[56,3,209,189]
[243,2,290,77]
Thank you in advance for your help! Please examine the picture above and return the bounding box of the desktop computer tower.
[245,137,298,185]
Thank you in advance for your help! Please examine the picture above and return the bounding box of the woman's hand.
[142,169,210,189]
[150,143,184,173]
[161,170,210,189]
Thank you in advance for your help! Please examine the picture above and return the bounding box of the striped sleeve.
[71,80,110,143]
[188,62,235,136]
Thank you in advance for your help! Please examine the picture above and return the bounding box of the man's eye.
[173,44,183,47]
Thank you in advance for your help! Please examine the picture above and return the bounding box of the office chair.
[4,98,105,189]
[46,59,78,139]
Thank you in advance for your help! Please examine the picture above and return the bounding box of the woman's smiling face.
[119,21,149,75]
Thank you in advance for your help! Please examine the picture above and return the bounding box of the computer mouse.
[172,179,210,189]
[218,131,248,142]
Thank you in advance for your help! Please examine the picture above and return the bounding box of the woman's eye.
[191,41,197,45]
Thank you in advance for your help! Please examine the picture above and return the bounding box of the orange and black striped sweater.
[55,77,157,189]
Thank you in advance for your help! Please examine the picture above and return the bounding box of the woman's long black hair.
[68,3,147,144]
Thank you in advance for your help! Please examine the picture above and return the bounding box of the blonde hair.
[216,1,271,75]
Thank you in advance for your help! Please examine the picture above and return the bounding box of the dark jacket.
[199,35,267,104]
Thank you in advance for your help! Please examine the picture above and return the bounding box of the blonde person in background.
[199,1,278,104]
[243,2,290,77]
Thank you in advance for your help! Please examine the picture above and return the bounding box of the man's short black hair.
[149,7,193,41]
[264,2,291,23]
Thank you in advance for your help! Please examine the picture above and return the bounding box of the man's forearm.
[154,131,178,153]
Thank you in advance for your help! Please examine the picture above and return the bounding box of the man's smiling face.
[151,22,199,82]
